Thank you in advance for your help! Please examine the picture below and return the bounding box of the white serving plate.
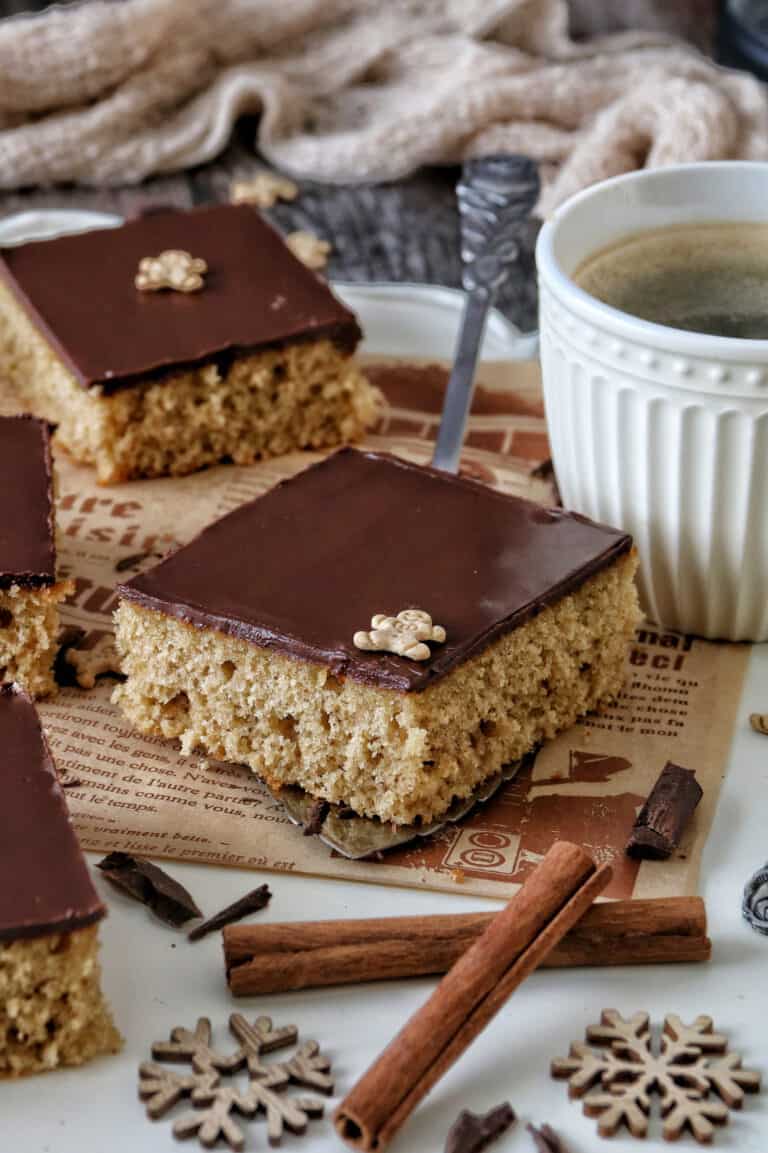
[1,210,766,1153]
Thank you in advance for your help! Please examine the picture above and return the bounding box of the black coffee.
[574,222,768,339]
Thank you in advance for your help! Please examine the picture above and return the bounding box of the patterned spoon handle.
[431,155,539,474]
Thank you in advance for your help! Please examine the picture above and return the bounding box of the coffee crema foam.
[573,221,768,339]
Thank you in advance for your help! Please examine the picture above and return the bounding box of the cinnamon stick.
[333,841,611,1152]
[224,896,709,996]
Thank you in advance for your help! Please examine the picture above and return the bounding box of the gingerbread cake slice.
[0,685,120,1077]
[0,414,72,696]
[114,449,639,826]
[0,204,381,484]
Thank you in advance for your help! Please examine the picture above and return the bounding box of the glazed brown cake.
[0,415,72,697]
[0,204,381,484]
[114,449,639,826]
[0,686,120,1077]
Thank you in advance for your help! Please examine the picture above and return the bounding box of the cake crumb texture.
[0,925,121,1078]
[0,580,73,698]
[0,277,381,484]
[114,553,639,825]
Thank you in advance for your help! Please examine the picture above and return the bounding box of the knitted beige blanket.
[0,0,766,210]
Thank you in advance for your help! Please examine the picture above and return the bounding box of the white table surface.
[1,211,766,1152]
[4,644,767,1153]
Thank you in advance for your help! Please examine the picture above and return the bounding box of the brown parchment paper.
[23,358,749,901]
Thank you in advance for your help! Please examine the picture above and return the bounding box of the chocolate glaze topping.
[0,204,361,394]
[0,685,104,940]
[119,448,632,693]
[0,414,56,588]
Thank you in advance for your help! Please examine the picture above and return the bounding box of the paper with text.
[21,358,748,900]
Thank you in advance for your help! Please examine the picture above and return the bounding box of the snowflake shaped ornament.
[141,1015,332,1150]
[552,1010,760,1143]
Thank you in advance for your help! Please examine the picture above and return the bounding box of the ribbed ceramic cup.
[536,162,768,641]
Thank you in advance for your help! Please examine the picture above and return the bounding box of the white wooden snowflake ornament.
[552,1010,761,1144]
[142,1014,332,1150]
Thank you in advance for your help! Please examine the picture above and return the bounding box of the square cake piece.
[0,685,120,1077]
[0,414,73,697]
[114,449,639,826]
[0,204,381,484]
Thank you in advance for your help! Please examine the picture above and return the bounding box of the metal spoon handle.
[431,155,539,474]
[431,290,492,473]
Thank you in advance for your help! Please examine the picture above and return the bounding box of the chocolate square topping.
[0,684,104,940]
[0,204,360,393]
[119,449,632,693]
[0,414,56,588]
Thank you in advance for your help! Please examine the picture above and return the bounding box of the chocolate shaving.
[749,713,768,736]
[527,1122,568,1152]
[529,458,554,479]
[625,762,703,860]
[57,624,86,649]
[59,775,83,789]
[115,552,151,572]
[96,851,201,927]
[53,624,86,686]
[337,805,357,819]
[188,884,271,942]
[444,1103,516,1153]
[528,458,562,506]
[303,798,330,836]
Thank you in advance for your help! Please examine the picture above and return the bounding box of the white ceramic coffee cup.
[536,162,768,642]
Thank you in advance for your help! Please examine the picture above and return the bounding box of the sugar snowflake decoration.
[552,1010,760,1143]
[140,1014,332,1150]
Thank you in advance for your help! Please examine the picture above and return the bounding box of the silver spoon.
[431,155,540,474]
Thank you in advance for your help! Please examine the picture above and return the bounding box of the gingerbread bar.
[114,449,639,826]
[0,685,120,1077]
[0,204,380,484]
[0,415,72,696]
